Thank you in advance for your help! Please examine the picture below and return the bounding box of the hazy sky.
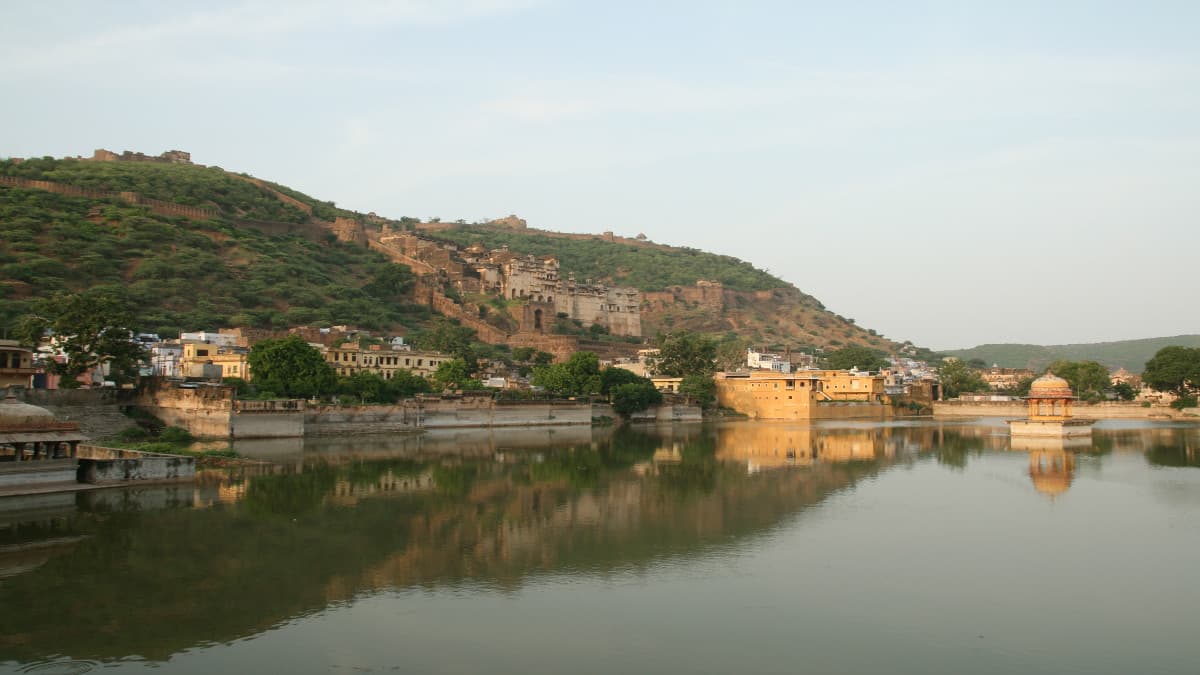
[2,1,1196,349]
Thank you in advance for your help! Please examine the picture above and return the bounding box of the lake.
[2,419,1198,675]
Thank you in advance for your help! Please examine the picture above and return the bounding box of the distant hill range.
[944,335,1200,373]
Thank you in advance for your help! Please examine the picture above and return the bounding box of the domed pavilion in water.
[1008,371,1095,438]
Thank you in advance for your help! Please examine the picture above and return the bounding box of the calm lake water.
[2,419,1199,675]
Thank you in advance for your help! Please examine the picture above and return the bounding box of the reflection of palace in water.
[712,423,923,472]
[1027,449,1075,499]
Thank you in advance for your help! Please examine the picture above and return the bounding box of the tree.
[338,371,392,404]
[937,359,989,398]
[16,289,147,388]
[388,368,432,398]
[411,318,476,365]
[610,381,663,417]
[655,331,716,377]
[532,351,601,396]
[600,366,649,395]
[1112,381,1137,401]
[247,335,336,399]
[1047,360,1110,401]
[432,358,473,391]
[714,336,752,372]
[825,345,888,372]
[678,374,716,407]
[1143,346,1200,396]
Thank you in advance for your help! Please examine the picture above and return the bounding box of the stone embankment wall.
[232,399,305,438]
[136,384,235,438]
[305,401,422,436]
[76,445,196,484]
[419,398,592,428]
[19,388,132,440]
[627,404,703,423]
[933,401,1197,419]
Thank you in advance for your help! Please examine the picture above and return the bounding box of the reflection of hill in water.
[2,422,1196,662]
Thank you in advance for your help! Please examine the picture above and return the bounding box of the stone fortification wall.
[0,175,218,220]
[426,287,509,344]
[933,401,1194,419]
[643,281,727,313]
[507,333,580,363]
[237,176,313,215]
[370,238,440,275]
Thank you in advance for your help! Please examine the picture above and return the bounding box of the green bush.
[1169,395,1197,411]
[159,426,195,444]
[115,426,149,442]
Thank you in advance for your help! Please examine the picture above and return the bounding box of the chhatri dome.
[0,390,56,425]
[1009,370,1095,438]
[1029,372,1073,399]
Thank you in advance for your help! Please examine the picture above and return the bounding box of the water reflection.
[0,420,1198,668]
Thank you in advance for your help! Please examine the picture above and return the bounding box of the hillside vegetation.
[429,225,786,293]
[0,159,427,335]
[944,335,1200,373]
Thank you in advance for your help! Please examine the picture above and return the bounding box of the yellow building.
[804,370,887,402]
[324,345,450,380]
[0,340,37,389]
[180,341,250,380]
[714,370,893,420]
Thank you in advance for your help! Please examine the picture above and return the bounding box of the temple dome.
[1029,371,1073,398]
[0,391,56,426]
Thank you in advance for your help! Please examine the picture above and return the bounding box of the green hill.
[0,157,427,336]
[944,335,1200,373]
[429,224,786,293]
[0,154,910,357]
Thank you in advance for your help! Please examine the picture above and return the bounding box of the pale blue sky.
[2,1,1196,349]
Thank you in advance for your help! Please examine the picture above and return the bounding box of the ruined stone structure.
[370,232,643,340]
[92,148,193,164]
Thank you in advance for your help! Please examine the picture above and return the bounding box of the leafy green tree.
[678,374,717,407]
[600,366,649,395]
[247,335,336,399]
[432,358,473,391]
[1112,381,1137,401]
[654,331,716,377]
[1047,360,1110,401]
[337,371,393,404]
[16,288,146,387]
[938,359,989,398]
[532,351,601,396]
[511,346,535,362]
[388,368,433,398]
[411,318,476,364]
[1143,346,1200,396]
[610,381,663,416]
[825,345,889,372]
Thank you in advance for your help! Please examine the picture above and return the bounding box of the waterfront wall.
[933,401,1195,419]
[76,445,196,484]
[136,385,236,438]
[305,401,422,436]
[628,404,703,423]
[419,398,592,428]
[18,388,131,440]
